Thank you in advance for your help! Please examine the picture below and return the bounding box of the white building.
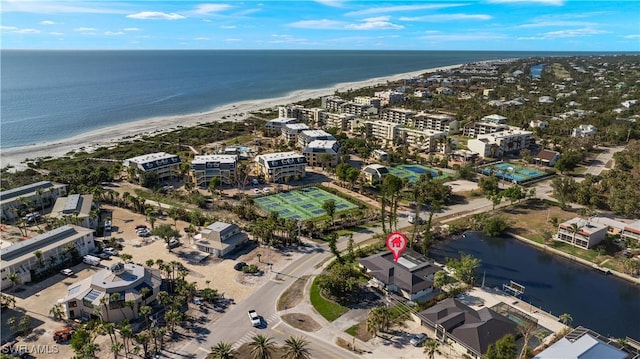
[481,114,508,124]
[264,117,298,137]
[60,262,161,322]
[322,96,346,112]
[399,128,447,151]
[529,120,549,129]
[325,112,356,132]
[50,194,97,229]
[255,152,307,183]
[364,120,402,144]
[191,154,238,188]
[303,140,341,167]
[1,225,95,290]
[0,181,68,221]
[299,107,327,126]
[281,123,310,143]
[297,129,336,148]
[123,152,181,182]
[374,90,405,106]
[380,108,417,127]
[372,149,389,162]
[194,222,249,258]
[361,164,390,184]
[462,122,509,138]
[557,218,608,249]
[353,96,382,109]
[621,220,640,245]
[467,129,534,158]
[572,124,598,137]
[414,113,459,134]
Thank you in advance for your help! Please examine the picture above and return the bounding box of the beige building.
[322,96,346,112]
[361,164,390,184]
[414,112,459,134]
[621,220,640,245]
[281,123,310,143]
[325,112,356,132]
[264,117,297,137]
[399,128,447,151]
[50,194,97,229]
[303,140,341,167]
[462,121,509,138]
[194,222,249,257]
[1,225,95,290]
[364,120,401,144]
[379,108,417,126]
[467,129,533,158]
[60,262,161,322]
[255,152,307,183]
[353,96,381,109]
[123,152,181,182]
[191,154,238,188]
[557,218,608,249]
[297,129,336,148]
[0,181,68,221]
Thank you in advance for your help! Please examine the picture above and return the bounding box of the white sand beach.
[1,64,461,170]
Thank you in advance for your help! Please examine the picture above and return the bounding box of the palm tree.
[560,313,573,327]
[7,273,20,290]
[366,306,391,337]
[34,250,44,269]
[249,334,276,359]
[569,222,580,246]
[423,339,440,359]
[209,341,236,359]
[282,336,311,359]
[110,342,124,359]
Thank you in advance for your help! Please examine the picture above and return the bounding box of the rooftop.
[268,117,298,124]
[192,154,238,164]
[559,218,608,235]
[0,181,66,203]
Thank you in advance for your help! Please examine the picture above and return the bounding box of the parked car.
[408,215,425,225]
[165,238,180,249]
[104,220,112,231]
[60,268,74,276]
[103,247,119,256]
[234,262,248,271]
[248,310,261,327]
[98,253,111,260]
[135,224,147,230]
[410,333,427,347]
[83,255,101,266]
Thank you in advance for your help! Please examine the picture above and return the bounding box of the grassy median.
[310,277,348,322]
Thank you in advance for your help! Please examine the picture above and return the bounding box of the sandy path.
[1,64,461,170]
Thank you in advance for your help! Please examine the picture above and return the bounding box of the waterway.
[530,63,545,78]
[429,232,640,340]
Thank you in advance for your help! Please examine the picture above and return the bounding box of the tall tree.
[209,341,237,359]
[322,199,337,225]
[485,334,517,359]
[249,334,276,359]
[282,336,311,359]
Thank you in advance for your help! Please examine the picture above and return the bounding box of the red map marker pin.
[386,232,408,262]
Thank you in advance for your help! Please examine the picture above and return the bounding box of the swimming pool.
[482,163,546,184]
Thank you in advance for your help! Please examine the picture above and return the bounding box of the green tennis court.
[254,187,357,221]
[388,164,451,183]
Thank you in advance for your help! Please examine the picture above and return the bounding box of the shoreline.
[0,64,462,171]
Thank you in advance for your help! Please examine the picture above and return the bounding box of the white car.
[103,247,119,256]
[60,269,74,276]
[248,310,261,327]
[263,188,271,193]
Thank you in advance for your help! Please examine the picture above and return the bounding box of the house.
[534,326,630,359]
[557,218,608,249]
[621,99,637,109]
[621,220,640,245]
[123,152,181,182]
[533,149,561,167]
[0,181,68,221]
[358,249,440,301]
[194,222,249,257]
[361,164,389,185]
[60,262,161,322]
[572,124,598,138]
[529,120,549,129]
[191,154,238,188]
[372,149,389,162]
[481,114,508,124]
[49,194,97,229]
[1,225,95,290]
[418,298,517,358]
[538,96,555,104]
[264,117,297,137]
[302,140,341,167]
[255,152,306,183]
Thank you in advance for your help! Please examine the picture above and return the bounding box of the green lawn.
[345,324,360,336]
[310,277,348,322]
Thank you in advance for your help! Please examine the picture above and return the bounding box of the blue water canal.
[429,232,640,340]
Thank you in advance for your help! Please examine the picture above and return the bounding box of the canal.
[430,232,640,340]
[530,63,544,78]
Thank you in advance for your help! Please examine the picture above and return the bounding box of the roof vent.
[110,262,125,275]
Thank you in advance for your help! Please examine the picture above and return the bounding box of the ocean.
[0,50,610,148]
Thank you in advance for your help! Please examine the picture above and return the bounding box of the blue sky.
[1,0,639,51]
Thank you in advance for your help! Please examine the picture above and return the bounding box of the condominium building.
[299,107,327,126]
[379,108,417,126]
[364,120,401,144]
[467,129,534,158]
[255,152,307,183]
[325,113,356,132]
[50,194,97,229]
[60,262,161,322]
[281,123,310,143]
[414,112,459,133]
[123,152,181,182]
[399,128,448,151]
[556,218,608,249]
[340,102,375,117]
[0,181,68,221]
[1,225,95,290]
[191,154,238,188]
[353,96,381,109]
[264,117,298,137]
[322,96,346,112]
[481,114,508,124]
[297,130,336,148]
[278,104,305,119]
[374,90,405,106]
[462,122,509,138]
[621,220,640,245]
[302,140,341,167]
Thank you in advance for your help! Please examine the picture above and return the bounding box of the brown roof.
[535,149,560,161]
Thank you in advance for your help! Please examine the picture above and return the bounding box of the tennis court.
[388,164,451,183]
[481,162,545,184]
[254,187,358,221]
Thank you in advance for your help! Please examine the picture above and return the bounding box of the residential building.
[372,149,389,162]
[482,114,508,124]
[413,89,431,98]
[299,107,327,126]
[414,112,459,133]
[621,99,637,109]
[467,129,534,158]
[0,181,68,222]
[322,96,346,112]
[353,96,382,109]
[191,154,238,188]
[361,164,389,184]
[325,113,356,132]
[534,326,631,359]
[589,217,628,236]
[399,128,447,151]
[264,117,297,137]
[374,90,404,106]
[557,218,608,249]
[462,122,509,138]
[50,194,97,229]
[1,225,95,290]
[281,123,310,143]
[364,120,401,144]
[572,124,598,138]
[539,96,555,104]
[60,262,161,322]
[358,249,440,301]
[533,149,561,167]
[380,108,417,127]
[123,152,181,182]
[529,119,549,129]
[621,220,640,245]
[194,222,249,257]
[278,104,305,120]
[255,152,307,183]
[340,102,375,117]
[297,130,336,148]
[302,140,341,167]
[418,298,517,358]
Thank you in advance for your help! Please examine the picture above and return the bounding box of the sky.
[1,0,639,51]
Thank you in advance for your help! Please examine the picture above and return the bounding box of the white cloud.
[123,27,142,31]
[0,26,18,30]
[2,1,127,14]
[290,17,403,30]
[400,14,492,22]
[314,0,346,7]
[40,20,57,25]
[624,34,640,39]
[49,32,64,35]
[104,31,124,36]
[13,28,41,34]
[74,27,97,32]
[542,27,608,38]
[518,20,596,28]
[289,19,346,30]
[487,0,564,5]
[126,11,185,20]
[421,33,507,41]
[225,38,241,42]
[220,25,237,29]
[346,16,403,30]
[194,37,211,41]
[191,4,232,14]
[346,4,465,17]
